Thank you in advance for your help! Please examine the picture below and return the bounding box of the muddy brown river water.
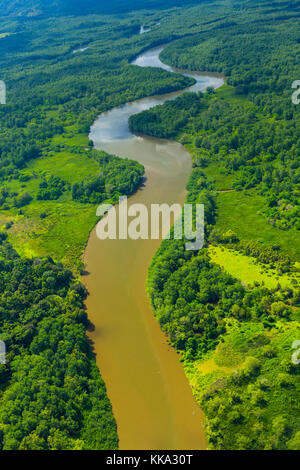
[83,45,224,450]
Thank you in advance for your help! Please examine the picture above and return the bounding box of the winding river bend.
[83,45,224,450]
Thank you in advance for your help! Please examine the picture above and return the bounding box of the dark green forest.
[130,1,300,450]
[0,237,118,449]
[72,151,144,204]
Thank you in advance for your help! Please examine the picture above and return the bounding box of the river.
[83,44,224,450]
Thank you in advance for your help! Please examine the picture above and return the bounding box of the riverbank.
[82,44,224,449]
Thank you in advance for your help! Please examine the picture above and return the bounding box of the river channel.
[83,44,224,450]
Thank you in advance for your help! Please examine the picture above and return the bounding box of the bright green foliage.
[37,175,70,201]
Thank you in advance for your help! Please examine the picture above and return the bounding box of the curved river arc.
[83,44,224,450]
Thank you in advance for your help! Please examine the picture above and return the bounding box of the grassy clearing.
[208,245,300,289]
[51,130,90,148]
[1,198,97,268]
[184,320,300,448]
[27,149,99,183]
[183,322,261,398]
[204,163,236,191]
[215,83,253,107]
[6,201,97,265]
[215,190,300,260]
[185,348,245,402]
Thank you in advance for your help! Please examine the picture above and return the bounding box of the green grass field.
[204,164,236,191]
[2,201,97,267]
[215,83,254,108]
[208,245,300,289]
[0,130,100,269]
[27,150,99,183]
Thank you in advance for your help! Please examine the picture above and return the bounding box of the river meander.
[83,44,224,450]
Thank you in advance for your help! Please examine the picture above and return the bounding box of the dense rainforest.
[0,0,299,451]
